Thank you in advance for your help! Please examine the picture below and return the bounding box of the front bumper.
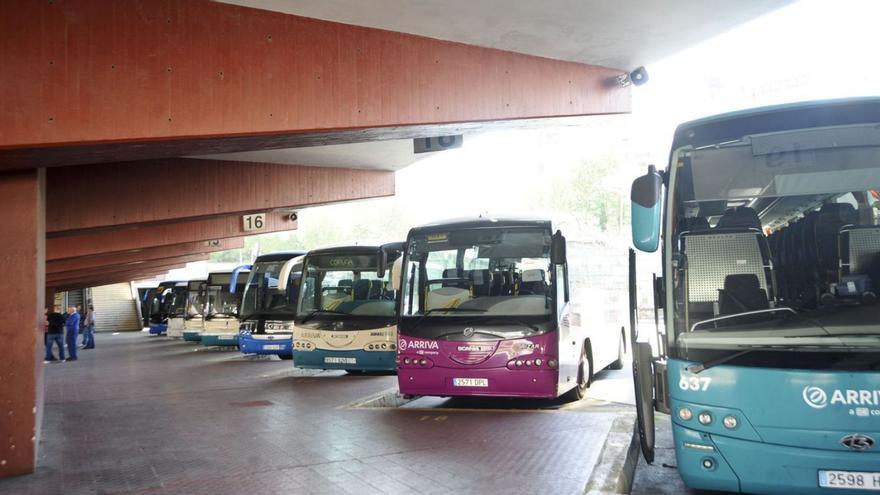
[291,349,395,371]
[201,333,239,347]
[673,422,880,494]
[239,334,292,355]
[148,323,167,335]
[182,331,202,342]
[397,366,558,399]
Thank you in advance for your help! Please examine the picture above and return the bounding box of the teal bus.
[629,98,880,493]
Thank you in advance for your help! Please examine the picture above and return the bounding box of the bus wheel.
[567,344,591,401]
[608,332,625,370]
[278,354,293,360]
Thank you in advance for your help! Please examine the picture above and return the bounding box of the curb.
[583,413,640,494]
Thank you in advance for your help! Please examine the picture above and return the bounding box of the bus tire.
[567,342,591,401]
[608,331,625,370]
[279,354,293,360]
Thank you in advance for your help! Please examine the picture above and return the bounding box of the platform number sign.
[242,213,266,232]
[413,135,463,154]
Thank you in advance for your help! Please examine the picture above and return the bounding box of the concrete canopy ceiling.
[215,0,794,70]
[199,0,794,172]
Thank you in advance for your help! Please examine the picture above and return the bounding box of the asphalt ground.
[0,331,638,495]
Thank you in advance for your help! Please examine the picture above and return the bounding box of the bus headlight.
[722,415,738,429]
[678,407,693,421]
[698,411,713,425]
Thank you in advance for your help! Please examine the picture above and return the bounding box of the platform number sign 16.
[242,213,266,232]
[413,135,463,154]
[679,376,712,391]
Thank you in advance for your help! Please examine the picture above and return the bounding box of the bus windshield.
[204,273,244,318]
[240,259,300,320]
[401,227,554,319]
[186,281,205,317]
[167,286,188,317]
[670,123,880,351]
[296,253,396,321]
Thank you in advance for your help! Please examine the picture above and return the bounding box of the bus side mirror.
[377,242,405,278]
[631,165,663,253]
[551,231,567,265]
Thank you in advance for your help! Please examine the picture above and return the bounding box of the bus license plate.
[819,470,880,490]
[324,357,356,364]
[263,344,281,350]
[453,378,489,387]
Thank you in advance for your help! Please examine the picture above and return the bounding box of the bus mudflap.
[632,341,656,464]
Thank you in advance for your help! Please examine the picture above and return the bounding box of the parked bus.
[628,98,880,494]
[291,244,402,372]
[238,251,306,359]
[181,279,207,342]
[201,267,249,347]
[396,217,626,399]
[164,281,190,338]
[147,281,182,335]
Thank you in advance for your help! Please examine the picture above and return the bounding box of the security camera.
[606,66,649,88]
[629,66,648,86]
[288,212,298,222]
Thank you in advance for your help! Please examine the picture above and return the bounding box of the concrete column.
[0,169,45,477]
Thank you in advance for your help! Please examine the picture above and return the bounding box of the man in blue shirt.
[65,306,80,362]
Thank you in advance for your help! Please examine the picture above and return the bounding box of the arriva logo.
[803,385,880,409]
[803,386,828,409]
[398,339,439,351]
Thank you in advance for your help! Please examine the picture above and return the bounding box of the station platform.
[1,332,635,495]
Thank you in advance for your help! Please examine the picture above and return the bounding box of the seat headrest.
[352,279,371,299]
[723,274,761,291]
[716,207,761,230]
[337,279,352,287]
[521,269,545,283]
[818,203,858,224]
[470,270,491,285]
[442,268,461,279]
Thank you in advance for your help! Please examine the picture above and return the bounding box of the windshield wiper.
[408,307,487,333]
[687,348,758,374]
[298,309,349,324]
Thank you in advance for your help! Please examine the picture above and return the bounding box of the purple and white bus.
[396,217,626,400]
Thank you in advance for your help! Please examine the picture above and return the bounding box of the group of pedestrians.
[44,303,96,363]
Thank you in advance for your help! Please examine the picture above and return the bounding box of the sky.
[164,0,880,281]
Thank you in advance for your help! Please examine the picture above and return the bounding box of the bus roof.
[408,217,552,236]
[672,96,880,151]
[253,251,307,263]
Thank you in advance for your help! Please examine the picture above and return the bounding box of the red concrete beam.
[48,211,296,261]
[0,169,45,477]
[47,159,394,233]
[47,253,210,281]
[53,268,184,292]
[47,258,203,287]
[47,238,243,271]
[0,0,629,169]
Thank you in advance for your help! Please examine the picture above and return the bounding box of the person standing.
[81,304,96,349]
[64,306,80,361]
[45,309,66,363]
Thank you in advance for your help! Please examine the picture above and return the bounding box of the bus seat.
[718,274,769,315]
[839,226,880,278]
[520,269,546,295]
[678,216,710,233]
[715,207,761,231]
[815,203,858,282]
[470,270,493,296]
[683,230,773,311]
[352,279,371,300]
